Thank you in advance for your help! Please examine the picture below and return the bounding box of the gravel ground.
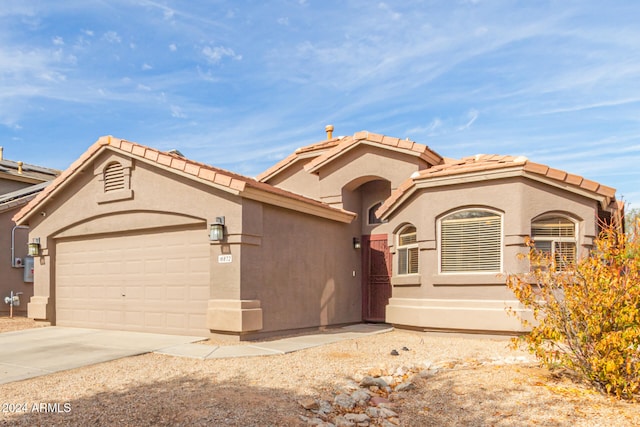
[1,317,639,426]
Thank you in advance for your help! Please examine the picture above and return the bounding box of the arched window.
[531,216,576,270]
[368,201,385,225]
[398,225,418,275]
[103,162,125,192]
[440,209,502,273]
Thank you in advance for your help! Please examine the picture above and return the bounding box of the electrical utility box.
[23,256,34,283]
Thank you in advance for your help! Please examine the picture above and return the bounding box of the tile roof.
[304,131,443,173]
[257,131,444,182]
[0,159,60,183]
[13,136,356,224]
[0,182,50,213]
[256,137,343,182]
[377,154,617,218]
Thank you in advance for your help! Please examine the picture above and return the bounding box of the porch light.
[209,217,225,241]
[28,238,41,257]
[353,237,361,249]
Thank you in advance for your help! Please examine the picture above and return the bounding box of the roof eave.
[241,186,356,223]
[379,167,616,219]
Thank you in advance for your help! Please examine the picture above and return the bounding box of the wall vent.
[104,162,125,192]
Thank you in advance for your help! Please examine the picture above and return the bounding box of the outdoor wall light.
[353,237,361,249]
[28,237,41,257]
[209,217,225,241]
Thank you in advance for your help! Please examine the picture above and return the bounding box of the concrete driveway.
[0,327,204,385]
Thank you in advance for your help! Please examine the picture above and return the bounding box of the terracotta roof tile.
[382,135,400,147]
[367,133,384,143]
[144,150,159,162]
[377,153,618,219]
[213,173,232,187]
[397,138,414,150]
[565,173,583,186]
[170,157,187,171]
[120,140,135,153]
[131,145,146,157]
[545,168,567,181]
[14,136,354,224]
[304,131,443,173]
[523,162,549,175]
[184,163,201,176]
[157,153,172,166]
[198,168,216,182]
[353,131,368,140]
[580,178,600,192]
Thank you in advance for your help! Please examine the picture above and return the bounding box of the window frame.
[397,225,419,275]
[530,216,578,271]
[367,201,386,225]
[438,208,503,274]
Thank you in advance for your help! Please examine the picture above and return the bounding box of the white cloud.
[52,36,64,46]
[458,109,479,130]
[202,45,242,63]
[102,31,121,43]
[378,2,401,20]
[277,17,289,26]
[170,105,186,118]
[82,29,94,37]
[169,43,177,51]
[142,63,153,70]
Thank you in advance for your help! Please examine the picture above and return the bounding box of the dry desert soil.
[1,316,639,426]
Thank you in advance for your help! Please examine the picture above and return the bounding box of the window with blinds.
[531,217,576,270]
[440,210,502,273]
[398,226,418,275]
[103,162,125,192]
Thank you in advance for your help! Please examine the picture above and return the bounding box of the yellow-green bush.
[507,221,640,399]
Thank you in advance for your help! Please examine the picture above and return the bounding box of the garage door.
[55,226,210,336]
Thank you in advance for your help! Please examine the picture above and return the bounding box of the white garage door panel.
[56,228,210,336]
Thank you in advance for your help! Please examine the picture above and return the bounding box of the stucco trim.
[53,211,206,239]
[385,297,531,333]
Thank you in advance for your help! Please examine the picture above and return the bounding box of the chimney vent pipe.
[325,125,334,140]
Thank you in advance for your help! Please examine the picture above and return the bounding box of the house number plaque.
[218,254,232,263]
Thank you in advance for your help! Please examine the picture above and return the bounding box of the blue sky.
[1,1,639,207]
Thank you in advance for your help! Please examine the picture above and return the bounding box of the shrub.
[507,221,640,399]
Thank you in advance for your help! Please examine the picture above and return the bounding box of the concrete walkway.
[0,324,392,384]
[156,323,392,359]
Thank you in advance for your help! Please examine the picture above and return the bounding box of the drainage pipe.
[11,225,29,268]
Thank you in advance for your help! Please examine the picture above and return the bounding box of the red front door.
[362,234,392,322]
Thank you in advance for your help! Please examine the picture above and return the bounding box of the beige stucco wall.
[0,207,32,316]
[0,180,32,195]
[24,150,244,333]
[235,203,361,337]
[384,176,601,332]
[316,145,426,208]
[264,159,322,200]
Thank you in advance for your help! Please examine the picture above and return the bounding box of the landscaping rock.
[300,397,319,410]
[344,413,370,423]
[333,393,356,410]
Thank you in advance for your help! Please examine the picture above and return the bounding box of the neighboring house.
[13,130,621,338]
[0,149,59,316]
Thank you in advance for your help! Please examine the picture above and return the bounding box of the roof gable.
[256,137,343,182]
[13,136,355,225]
[303,131,443,174]
[377,154,618,219]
